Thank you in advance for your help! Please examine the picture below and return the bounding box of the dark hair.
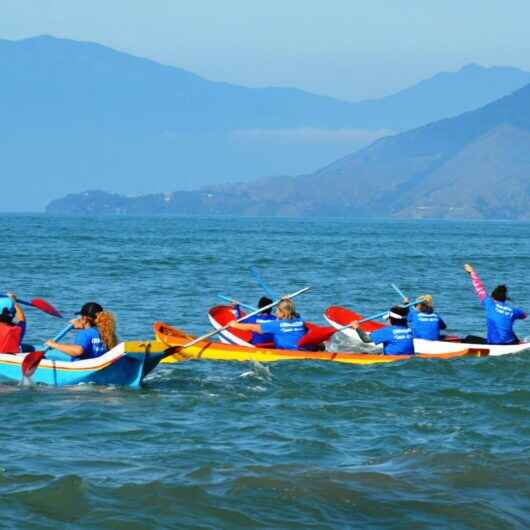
[0,310,14,324]
[78,302,104,320]
[258,296,273,314]
[491,285,508,302]
[389,305,409,326]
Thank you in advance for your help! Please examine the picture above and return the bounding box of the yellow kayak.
[154,322,488,365]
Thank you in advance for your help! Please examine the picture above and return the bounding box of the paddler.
[45,302,118,361]
[351,305,414,355]
[0,292,27,354]
[232,296,277,346]
[464,263,527,344]
[229,298,306,350]
[404,294,447,340]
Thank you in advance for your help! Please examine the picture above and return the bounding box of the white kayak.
[324,306,530,357]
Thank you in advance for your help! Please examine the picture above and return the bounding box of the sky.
[1,0,530,101]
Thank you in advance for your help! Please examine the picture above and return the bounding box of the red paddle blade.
[298,323,337,349]
[22,351,46,378]
[30,298,63,318]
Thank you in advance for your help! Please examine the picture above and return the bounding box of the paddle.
[298,299,422,347]
[176,287,310,351]
[217,294,256,312]
[391,284,408,302]
[21,323,74,378]
[249,266,278,300]
[1,294,62,318]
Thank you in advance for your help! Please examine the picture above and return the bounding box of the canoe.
[0,341,170,387]
[155,322,488,365]
[324,306,530,357]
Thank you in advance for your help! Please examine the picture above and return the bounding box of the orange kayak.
[154,322,489,365]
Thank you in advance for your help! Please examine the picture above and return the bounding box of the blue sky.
[1,0,529,100]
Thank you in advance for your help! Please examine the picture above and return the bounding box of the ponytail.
[95,311,118,350]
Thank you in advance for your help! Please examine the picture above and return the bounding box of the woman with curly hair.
[45,302,118,361]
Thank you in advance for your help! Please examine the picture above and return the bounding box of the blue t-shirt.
[408,308,446,340]
[371,325,414,355]
[482,297,526,344]
[241,313,277,345]
[260,318,306,350]
[74,327,107,359]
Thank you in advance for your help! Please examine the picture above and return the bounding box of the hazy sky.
[1,0,530,101]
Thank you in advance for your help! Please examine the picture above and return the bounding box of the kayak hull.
[154,322,486,365]
[324,306,530,357]
[0,341,169,387]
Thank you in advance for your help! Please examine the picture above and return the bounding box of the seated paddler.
[232,296,277,347]
[351,305,414,355]
[0,292,27,354]
[229,298,306,350]
[405,294,447,341]
[45,302,118,361]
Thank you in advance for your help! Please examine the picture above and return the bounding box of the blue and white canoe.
[0,341,171,387]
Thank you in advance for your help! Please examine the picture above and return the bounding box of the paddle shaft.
[391,284,408,301]
[217,294,256,312]
[182,287,311,349]
[43,323,75,353]
[250,267,278,300]
[335,299,422,333]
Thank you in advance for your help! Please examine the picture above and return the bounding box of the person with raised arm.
[0,292,27,354]
[229,298,306,350]
[464,263,527,344]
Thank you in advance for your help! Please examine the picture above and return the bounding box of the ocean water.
[0,215,529,529]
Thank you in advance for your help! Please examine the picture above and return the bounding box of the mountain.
[3,35,530,211]
[47,83,530,219]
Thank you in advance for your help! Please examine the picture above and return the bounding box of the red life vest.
[0,323,22,354]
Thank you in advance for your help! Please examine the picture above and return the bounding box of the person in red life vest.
[0,292,27,354]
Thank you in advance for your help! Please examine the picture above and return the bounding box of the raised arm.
[229,320,262,334]
[351,321,373,343]
[464,264,487,302]
[8,293,25,323]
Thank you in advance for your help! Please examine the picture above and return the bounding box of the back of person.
[0,322,23,354]
[243,313,277,345]
[483,297,525,344]
[74,325,107,359]
[371,325,414,355]
[261,317,306,350]
[408,310,445,341]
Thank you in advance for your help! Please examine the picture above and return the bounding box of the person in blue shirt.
[233,297,277,346]
[351,305,414,355]
[406,294,447,341]
[45,302,118,361]
[464,263,527,344]
[229,298,306,350]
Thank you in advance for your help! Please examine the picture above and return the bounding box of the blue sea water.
[0,215,529,529]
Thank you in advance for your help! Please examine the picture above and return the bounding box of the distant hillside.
[47,83,530,219]
[3,35,530,211]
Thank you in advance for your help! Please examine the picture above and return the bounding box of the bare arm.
[228,321,262,334]
[7,293,25,323]
[44,341,84,356]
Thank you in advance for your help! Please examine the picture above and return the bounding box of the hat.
[388,305,408,321]
[76,302,103,319]
[0,297,15,319]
